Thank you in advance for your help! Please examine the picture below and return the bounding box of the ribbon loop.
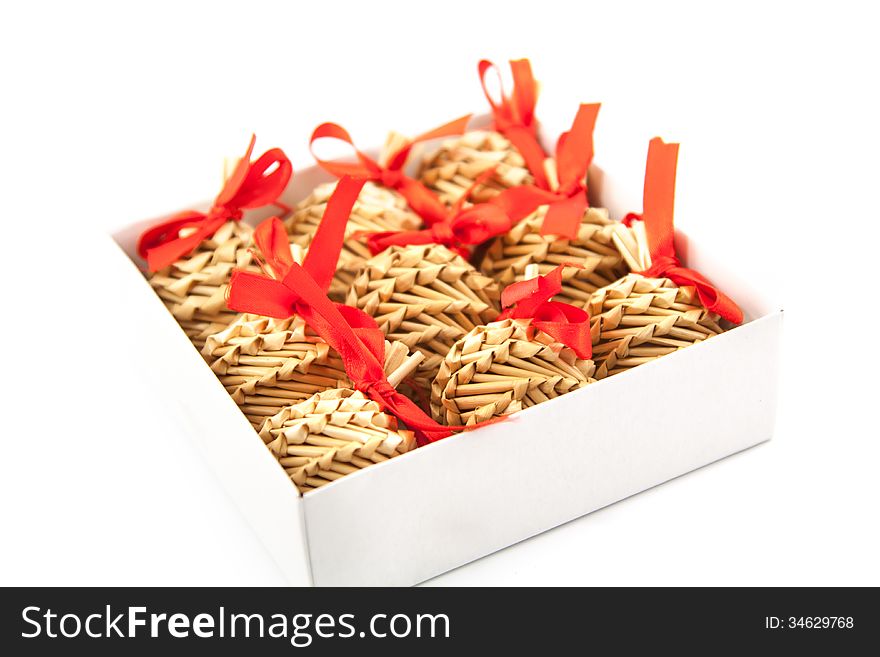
[498,264,592,359]
[357,164,511,257]
[478,59,538,134]
[137,135,293,272]
[310,116,471,226]
[489,103,600,240]
[478,58,548,190]
[631,137,743,325]
[252,214,295,279]
[554,103,600,195]
[362,202,511,257]
[309,123,382,179]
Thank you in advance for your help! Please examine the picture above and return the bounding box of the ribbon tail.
[700,286,743,325]
[253,216,294,278]
[414,114,473,142]
[395,176,449,226]
[136,211,204,259]
[666,271,743,325]
[642,138,680,259]
[385,114,474,172]
[554,103,600,191]
[379,391,453,446]
[365,229,438,256]
[143,215,221,272]
[540,193,587,239]
[505,126,549,190]
[492,185,560,224]
[213,135,257,206]
[302,176,368,292]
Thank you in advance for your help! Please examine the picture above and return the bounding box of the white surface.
[1,1,878,586]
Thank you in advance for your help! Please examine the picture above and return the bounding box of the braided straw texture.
[417,130,534,207]
[588,273,726,379]
[285,181,422,301]
[259,389,416,493]
[148,220,259,350]
[203,313,415,429]
[431,318,596,426]
[481,207,633,307]
[346,244,501,393]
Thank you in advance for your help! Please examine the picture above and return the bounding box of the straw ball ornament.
[587,274,725,379]
[147,220,260,351]
[480,206,632,307]
[417,130,534,207]
[587,217,727,378]
[285,180,422,300]
[431,318,596,426]
[203,313,423,430]
[259,389,417,493]
[345,244,501,393]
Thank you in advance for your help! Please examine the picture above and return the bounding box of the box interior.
[112,116,782,585]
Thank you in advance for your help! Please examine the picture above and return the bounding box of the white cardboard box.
[110,117,783,586]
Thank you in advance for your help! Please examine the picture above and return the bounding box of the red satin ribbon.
[229,261,455,445]
[364,203,511,259]
[478,58,549,190]
[497,264,592,359]
[137,135,293,272]
[225,176,467,445]
[490,103,601,240]
[310,116,471,226]
[622,138,743,325]
[360,167,512,258]
[252,213,294,279]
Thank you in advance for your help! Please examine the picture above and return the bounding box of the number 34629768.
[765,617,855,629]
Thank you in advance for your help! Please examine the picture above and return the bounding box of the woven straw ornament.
[588,221,725,379]
[417,130,534,207]
[203,310,423,430]
[345,244,501,393]
[148,220,260,351]
[285,179,422,301]
[204,312,346,429]
[481,205,633,307]
[431,317,596,426]
[260,389,416,493]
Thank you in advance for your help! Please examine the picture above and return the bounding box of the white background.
[1,1,878,585]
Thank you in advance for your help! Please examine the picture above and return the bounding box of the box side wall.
[108,234,313,586]
[303,311,781,586]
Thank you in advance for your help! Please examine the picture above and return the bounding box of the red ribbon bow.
[622,138,743,325]
[360,167,512,258]
[364,203,510,259]
[226,176,463,445]
[479,58,549,190]
[491,103,601,240]
[310,116,471,226]
[137,135,293,272]
[498,264,592,359]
